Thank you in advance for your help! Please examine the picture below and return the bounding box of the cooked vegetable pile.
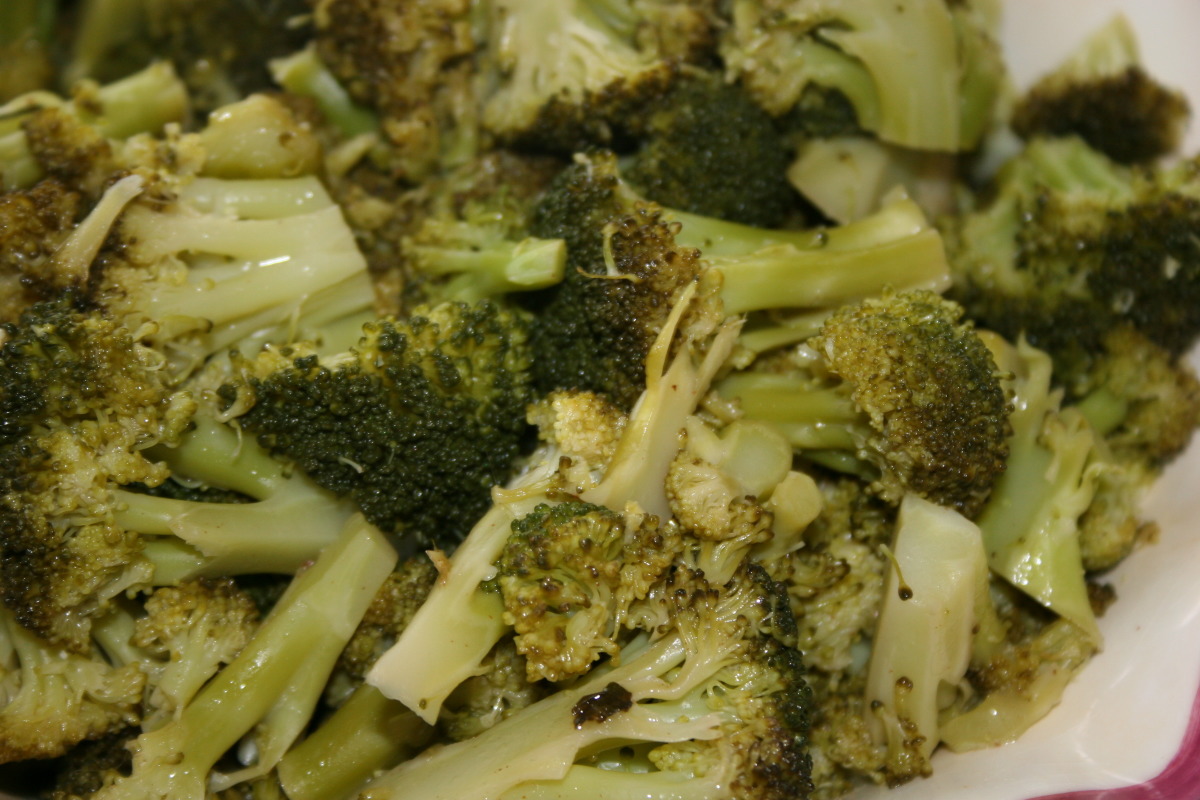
[1,1,1197,799]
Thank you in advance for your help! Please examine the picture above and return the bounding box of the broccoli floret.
[525,151,721,410]
[438,638,549,743]
[0,297,194,652]
[129,578,260,730]
[223,300,535,545]
[90,514,398,800]
[495,501,681,683]
[719,0,1005,152]
[1010,15,1191,165]
[718,290,1011,518]
[622,71,797,227]
[46,729,138,800]
[359,563,814,800]
[0,177,84,320]
[0,602,145,764]
[311,0,482,181]
[1,62,189,192]
[945,137,1200,366]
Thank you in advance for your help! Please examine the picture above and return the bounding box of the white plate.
[854,2,1200,798]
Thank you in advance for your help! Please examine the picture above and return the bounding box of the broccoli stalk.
[972,335,1104,643]
[92,513,398,800]
[110,414,357,582]
[276,685,434,800]
[360,565,813,800]
[863,494,998,785]
[406,223,567,304]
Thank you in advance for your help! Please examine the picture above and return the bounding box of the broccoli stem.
[409,234,567,303]
[973,338,1102,642]
[360,633,720,800]
[366,492,551,725]
[671,195,951,316]
[269,46,381,140]
[277,685,434,800]
[715,373,867,451]
[864,495,993,781]
[95,513,397,800]
[113,416,356,578]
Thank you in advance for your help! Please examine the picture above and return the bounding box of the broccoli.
[621,71,798,228]
[0,602,144,764]
[0,176,87,321]
[0,296,194,652]
[1010,15,1191,165]
[221,300,535,545]
[90,513,398,800]
[65,0,309,112]
[717,289,1011,518]
[971,335,1105,643]
[0,0,55,102]
[945,136,1200,368]
[359,563,814,800]
[525,152,950,408]
[719,0,1006,152]
[0,61,190,192]
[862,494,997,785]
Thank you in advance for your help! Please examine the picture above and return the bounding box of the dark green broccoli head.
[1012,67,1190,165]
[947,138,1200,365]
[525,152,713,410]
[225,300,535,545]
[812,290,1011,515]
[623,71,796,227]
[0,297,194,651]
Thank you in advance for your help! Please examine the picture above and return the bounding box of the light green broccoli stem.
[113,416,356,580]
[269,46,380,139]
[864,495,994,778]
[974,339,1102,642]
[94,514,397,800]
[409,231,567,303]
[670,195,952,316]
[0,61,189,190]
[361,631,731,800]
[366,491,551,725]
[277,685,434,800]
[582,283,743,520]
[62,0,146,88]
[715,372,867,451]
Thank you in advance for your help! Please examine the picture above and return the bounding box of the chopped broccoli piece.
[91,514,397,800]
[223,300,535,545]
[863,494,996,785]
[945,136,1200,365]
[718,290,1011,517]
[1010,15,1191,165]
[0,296,194,652]
[719,0,1005,152]
[359,563,814,800]
[623,71,797,227]
[0,602,144,763]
